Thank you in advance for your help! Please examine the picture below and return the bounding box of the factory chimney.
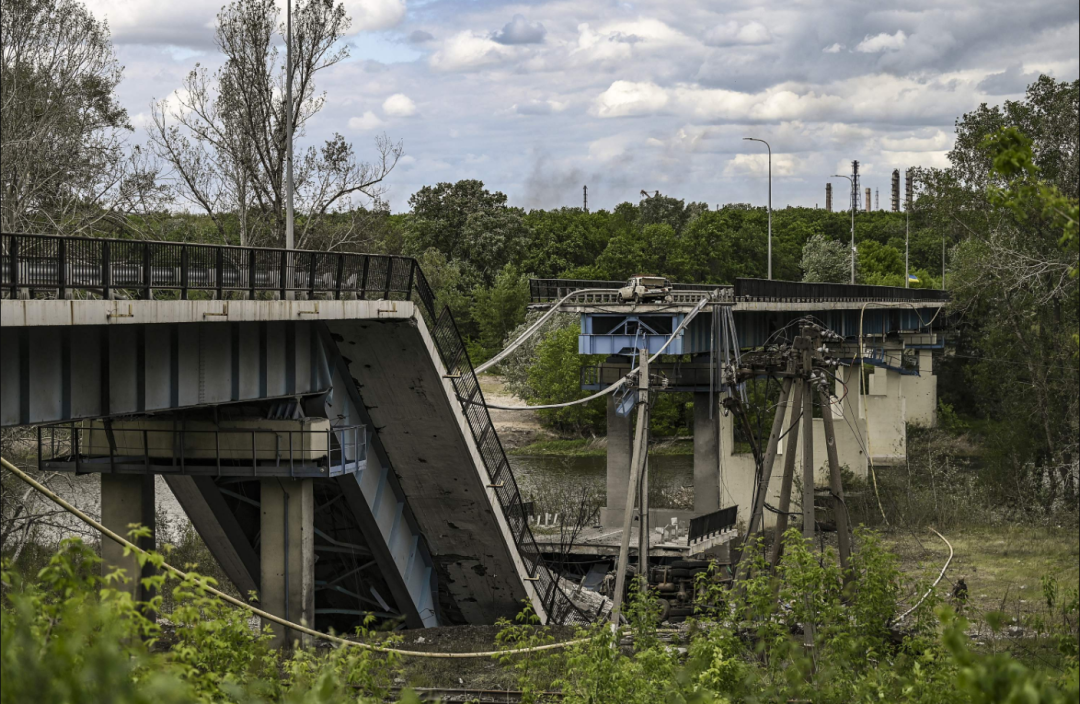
[864,187,871,213]
[891,169,900,211]
[826,183,832,212]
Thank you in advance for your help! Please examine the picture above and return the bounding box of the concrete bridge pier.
[100,473,156,604]
[603,393,633,526]
[693,392,720,515]
[260,478,315,648]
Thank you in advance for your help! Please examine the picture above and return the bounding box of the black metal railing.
[529,278,721,303]
[1,232,590,625]
[528,276,949,304]
[733,278,949,302]
[1,232,415,300]
[37,421,365,478]
[688,505,738,544]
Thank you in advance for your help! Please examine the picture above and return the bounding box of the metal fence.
[733,278,949,302]
[528,275,949,304]
[529,278,721,303]
[2,233,416,300]
[37,422,365,478]
[1,232,590,625]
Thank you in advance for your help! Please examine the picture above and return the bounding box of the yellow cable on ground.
[0,456,588,659]
[896,527,953,622]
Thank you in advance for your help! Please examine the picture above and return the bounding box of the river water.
[34,454,693,546]
[509,454,694,512]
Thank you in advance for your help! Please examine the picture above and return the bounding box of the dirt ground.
[348,623,578,691]
[478,374,553,451]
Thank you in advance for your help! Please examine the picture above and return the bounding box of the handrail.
[1,232,415,300]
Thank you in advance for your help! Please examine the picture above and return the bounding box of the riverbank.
[508,437,694,457]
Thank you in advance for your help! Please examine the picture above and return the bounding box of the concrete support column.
[603,393,633,527]
[260,479,315,648]
[100,473,156,604]
[693,392,720,515]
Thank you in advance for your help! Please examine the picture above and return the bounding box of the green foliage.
[472,264,530,356]
[495,602,558,703]
[525,326,605,432]
[801,233,851,283]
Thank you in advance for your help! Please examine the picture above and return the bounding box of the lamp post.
[743,138,772,280]
[285,0,295,269]
[831,174,855,284]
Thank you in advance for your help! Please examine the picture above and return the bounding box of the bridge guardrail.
[733,278,949,302]
[2,233,415,300]
[527,276,949,305]
[529,278,721,303]
[1,232,591,625]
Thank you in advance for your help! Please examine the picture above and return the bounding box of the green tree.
[526,326,605,432]
[0,0,160,235]
[472,265,530,356]
[801,233,851,283]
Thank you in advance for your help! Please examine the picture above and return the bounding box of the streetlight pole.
[905,198,910,288]
[285,0,295,252]
[744,138,772,280]
[831,174,855,284]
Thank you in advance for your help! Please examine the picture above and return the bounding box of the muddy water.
[509,454,694,511]
[37,454,691,546]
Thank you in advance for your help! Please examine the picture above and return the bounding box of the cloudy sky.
[85,0,1079,212]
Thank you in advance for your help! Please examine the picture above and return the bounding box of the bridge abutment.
[260,478,315,648]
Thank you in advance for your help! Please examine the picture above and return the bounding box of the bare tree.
[149,0,402,248]
[0,0,162,235]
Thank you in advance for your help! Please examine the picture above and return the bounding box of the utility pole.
[611,350,649,628]
[743,138,772,279]
[284,0,295,297]
[831,174,855,283]
[797,329,816,651]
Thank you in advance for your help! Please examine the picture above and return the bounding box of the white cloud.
[382,93,417,117]
[723,153,801,177]
[348,111,385,130]
[705,21,772,47]
[430,31,516,71]
[855,30,908,53]
[587,133,636,161]
[822,43,844,54]
[879,130,951,152]
[593,81,669,118]
[341,0,406,32]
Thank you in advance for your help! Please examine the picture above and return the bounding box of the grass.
[509,438,606,457]
[509,437,696,457]
[882,524,1079,624]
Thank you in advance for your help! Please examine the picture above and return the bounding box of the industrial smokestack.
[875,188,879,211]
[865,187,871,213]
[905,169,914,210]
[891,169,900,211]
[826,183,832,212]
